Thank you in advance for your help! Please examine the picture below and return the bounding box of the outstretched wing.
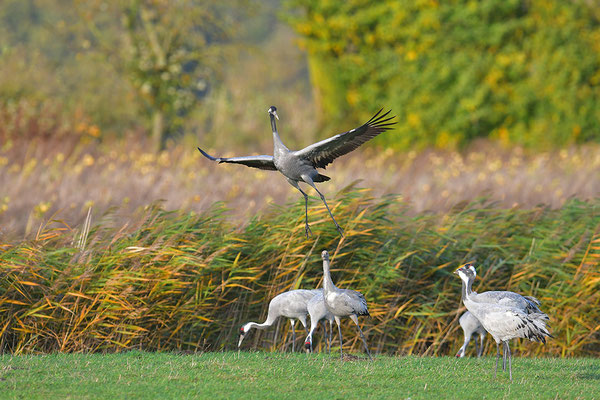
[294,109,396,169]
[198,147,277,171]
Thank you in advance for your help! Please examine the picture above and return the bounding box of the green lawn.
[0,351,598,399]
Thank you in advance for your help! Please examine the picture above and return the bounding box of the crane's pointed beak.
[238,334,245,348]
[274,111,279,120]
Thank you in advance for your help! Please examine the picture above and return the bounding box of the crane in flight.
[198,106,396,237]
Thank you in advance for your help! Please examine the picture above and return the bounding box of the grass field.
[0,351,598,399]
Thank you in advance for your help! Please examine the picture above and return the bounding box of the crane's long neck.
[246,315,277,332]
[461,275,474,302]
[322,258,337,293]
[271,114,288,153]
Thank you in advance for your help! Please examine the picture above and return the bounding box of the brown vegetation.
[0,192,598,355]
[1,103,599,240]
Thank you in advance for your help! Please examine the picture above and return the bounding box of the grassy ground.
[0,351,598,399]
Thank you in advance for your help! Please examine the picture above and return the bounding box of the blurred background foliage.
[0,0,599,150]
[1,0,600,239]
[286,0,600,149]
[0,0,297,151]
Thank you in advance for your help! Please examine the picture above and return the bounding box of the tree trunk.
[152,110,165,152]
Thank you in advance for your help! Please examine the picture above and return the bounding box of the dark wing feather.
[197,147,277,171]
[294,109,396,169]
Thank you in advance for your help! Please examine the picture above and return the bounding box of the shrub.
[285,0,600,149]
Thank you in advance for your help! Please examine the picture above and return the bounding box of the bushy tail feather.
[524,312,552,343]
[314,174,330,182]
[524,295,541,306]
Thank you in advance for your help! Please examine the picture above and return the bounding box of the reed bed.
[1,190,598,356]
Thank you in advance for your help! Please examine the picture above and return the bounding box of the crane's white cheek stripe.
[469,266,476,277]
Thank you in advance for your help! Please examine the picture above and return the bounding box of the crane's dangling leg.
[477,333,485,358]
[495,342,501,378]
[327,320,333,354]
[350,314,373,361]
[286,178,312,237]
[335,316,343,360]
[300,316,308,353]
[502,342,508,372]
[506,341,512,382]
[302,176,344,237]
[290,319,296,352]
[457,334,470,357]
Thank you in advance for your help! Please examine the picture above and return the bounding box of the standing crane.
[198,106,396,237]
[238,289,320,352]
[454,265,552,381]
[304,290,334,354]
[456,311,486,358]
[458,264,542,314]
[320,250,373,361]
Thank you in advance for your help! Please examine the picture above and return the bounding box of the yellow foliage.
[34,202,52,217]
[346,89,359,106]
[82,154,95,166]
[88,125,101,137]
[407,113,421,127]
[498,127,509,145]
[406,50,417,61]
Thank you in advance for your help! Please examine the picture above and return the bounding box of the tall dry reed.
[1,190,598,356]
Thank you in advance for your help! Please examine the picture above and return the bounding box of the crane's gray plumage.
[238,289,320,352]
[460,265,542,314]
[198,106,396,237]
[304,290,335,353]
[455,264,540,360]
[196,150,277,170]
[320,250,373,361]
[456,311,486,358]
[293,110,396,170]
[455,265,552,381]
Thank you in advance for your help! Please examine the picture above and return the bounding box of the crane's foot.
[304,223,313,238]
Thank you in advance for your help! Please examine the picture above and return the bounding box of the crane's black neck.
[270,114,278,134]
[270,114,287,151]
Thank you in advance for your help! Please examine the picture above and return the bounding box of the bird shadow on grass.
[341,354,370,362]
[575,366,600,380]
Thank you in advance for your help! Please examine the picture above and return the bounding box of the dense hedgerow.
[0,190,599,355]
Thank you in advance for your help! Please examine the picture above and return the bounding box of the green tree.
[81,0,242,151]
[286,0,600,149]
